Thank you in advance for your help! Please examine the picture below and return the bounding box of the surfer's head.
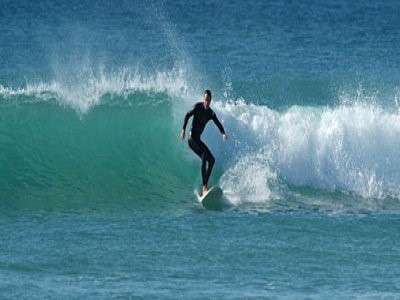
[204,89,212,110]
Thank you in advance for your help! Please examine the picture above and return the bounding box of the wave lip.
[0,66,189,114]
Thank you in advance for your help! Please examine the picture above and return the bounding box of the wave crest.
[0,66,189,113]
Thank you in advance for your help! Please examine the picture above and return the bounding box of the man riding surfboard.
[180,90,228,195]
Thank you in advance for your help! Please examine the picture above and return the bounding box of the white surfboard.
[197,186,225,210]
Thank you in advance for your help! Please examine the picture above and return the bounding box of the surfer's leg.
[202,145,215,186]
[201,154,209,196]
[188,136,207,192]
[188,137,214,193]
[188,136,203,158]
[200,143,215,187]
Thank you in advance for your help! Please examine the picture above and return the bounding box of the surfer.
[180,90,228,196]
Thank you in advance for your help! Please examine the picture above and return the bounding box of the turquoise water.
[1,213,399,298]
[1,0,400,298]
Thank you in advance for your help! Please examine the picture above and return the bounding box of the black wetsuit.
[182,102,226,186]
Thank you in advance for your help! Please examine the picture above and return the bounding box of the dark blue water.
[1,0,400,298]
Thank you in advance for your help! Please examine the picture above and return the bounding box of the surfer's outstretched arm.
[180,107,195,140]
[212,113,228,141]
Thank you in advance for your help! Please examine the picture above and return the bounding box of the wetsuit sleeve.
[182,106,195,130]
[212,112,226,135]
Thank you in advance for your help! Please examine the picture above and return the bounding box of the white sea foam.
[212,99,400,205]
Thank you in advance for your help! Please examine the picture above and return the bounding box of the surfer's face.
[203,93,211,110]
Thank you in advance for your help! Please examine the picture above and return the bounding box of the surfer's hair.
[204,89,212,100]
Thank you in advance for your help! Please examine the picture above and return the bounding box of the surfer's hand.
[222,134,228,141]
[180,129,185,140]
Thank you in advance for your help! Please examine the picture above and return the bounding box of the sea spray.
[213,100,400,204]
[0,66,190,114]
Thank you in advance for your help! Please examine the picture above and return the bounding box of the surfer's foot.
[202,185,208,196]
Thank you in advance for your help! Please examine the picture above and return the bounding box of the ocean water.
[1,0,400,298]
